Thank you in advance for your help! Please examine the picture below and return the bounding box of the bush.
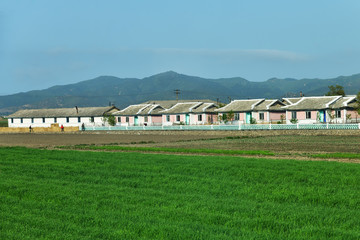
[290,118,298,124]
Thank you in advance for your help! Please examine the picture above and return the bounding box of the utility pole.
[174,89,180,101]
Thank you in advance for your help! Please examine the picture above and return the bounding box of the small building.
[113,104,164,126]
[252,100,287,123]
[216,99,265,124]
[282,96,341,124]
[160,101,218,126]
[7,106,119,128]
[327,96,359,123]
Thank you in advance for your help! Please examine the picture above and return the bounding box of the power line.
[174,89,180,101]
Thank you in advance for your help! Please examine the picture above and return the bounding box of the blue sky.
[1,0,360,95]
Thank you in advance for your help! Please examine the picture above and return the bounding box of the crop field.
[0,118,8,127]
[1,146,360,239]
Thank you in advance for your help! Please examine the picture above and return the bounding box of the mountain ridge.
[1,71,360,115]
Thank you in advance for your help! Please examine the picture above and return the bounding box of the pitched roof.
[142,99,216,109]
[7,106,119,118]
[113,104,164,116]
[253,99,286,111]
[331,96,356,108]
[190,103,217,113]
[215,99,264,112]
[282,98,302,105]
[160,102,217,114]
[283,96,341,110]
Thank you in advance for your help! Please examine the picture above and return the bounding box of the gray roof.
[7,106,119,118]
[282,98,302,105]
[160,102,217,114]
[113,104,164,116]
[253,100,286,111]
[142,99,216,109]
[191,103,217,113]
[216,99,264,112]
[331,96,356,109]
[283,96,341,110]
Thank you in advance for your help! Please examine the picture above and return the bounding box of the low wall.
[0,124,79,133]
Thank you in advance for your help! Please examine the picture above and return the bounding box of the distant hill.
[1,71,360,115]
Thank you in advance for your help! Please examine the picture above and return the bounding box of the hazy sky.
[1,1,360,95]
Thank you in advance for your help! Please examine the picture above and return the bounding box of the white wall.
[8,116,106,128]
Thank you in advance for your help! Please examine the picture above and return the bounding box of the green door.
[185,114,190,125]
[134,116,138,126]
[245,112,252,124]
[319,110,326,123]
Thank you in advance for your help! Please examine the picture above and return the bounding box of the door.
[185,114,190,125]
[134,116,138,126]
[245,112,252,124]
[319,110,325,123]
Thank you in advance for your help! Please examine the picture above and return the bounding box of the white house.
[7,106,119,128]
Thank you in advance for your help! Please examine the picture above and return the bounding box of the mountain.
[1,71,360,115]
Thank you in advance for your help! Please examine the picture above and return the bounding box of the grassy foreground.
[1,147,360,239]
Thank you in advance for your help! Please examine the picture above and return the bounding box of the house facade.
[283,96,348,124]
[323,96,359,123]
[113,104,164,126]
[216,99,264,124]
[252,100,287,123]
[160,102,218,126]
[215,99,286,124]
[7,106,119,128]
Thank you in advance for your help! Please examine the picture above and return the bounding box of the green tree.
[356,91,360,121]
[326,85,345,96]
[103,115,116,126]
[221,113,228,123]
[250,117,257,124]
[227,110,234,122]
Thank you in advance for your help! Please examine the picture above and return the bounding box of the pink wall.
[345,110,360,121]
[239,113,245,121]
[118,116,134,124]
[151,116,162,123]
[287,111,317,120]
[297,111,306,120]
[269,112,285,121]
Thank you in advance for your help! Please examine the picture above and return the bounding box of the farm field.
[1,147,360,239]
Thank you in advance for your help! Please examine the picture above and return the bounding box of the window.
[66,117,70,123]
[31,118,34,123]
[90,117,94,122]
[78,117,81,123]
[336,110,341,118]
[306,111,311,119]
[117,117,121,122]
[259,113,264,120]
[42,117,46,123]
[234,113,239,120]
[166,115,170,122]
[291,111,297,119]
[20,118,23,123]
[176,115,180,121]
[11,118,14,123]
[54,117,57,123]
[126,117,129,123]
[198,115,202,121]
[144,116,148,122]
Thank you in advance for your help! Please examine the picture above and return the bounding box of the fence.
[84,123,360,131]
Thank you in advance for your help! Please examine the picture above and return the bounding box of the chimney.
[75,106,78,114]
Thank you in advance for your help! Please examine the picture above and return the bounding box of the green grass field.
[1,147,360,239]
[0,119,8,127]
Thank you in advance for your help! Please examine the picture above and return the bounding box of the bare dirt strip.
[0,130,359,147]
[1,130,360,164]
